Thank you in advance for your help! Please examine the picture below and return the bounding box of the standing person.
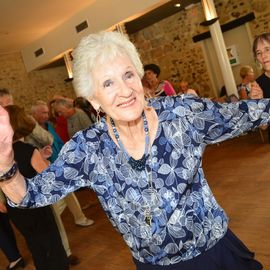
[0,88,54,156]
[0,189,25,270]
[253,32,270,141]
[53,98,92,138]
[31,100,94,227]
[143,63,176,97]
[73,96,97,123]
[49,97,98,210]
[0,31,266,269]
[48,98,70,143]
[0,89,13,107]
[254,33,270,96]
[4,105,69,270]
[0,91,25,269]
[31,100,65,163]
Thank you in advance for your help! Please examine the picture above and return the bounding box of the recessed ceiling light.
[174,3,181,8]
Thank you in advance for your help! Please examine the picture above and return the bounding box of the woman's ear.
[88,97,100,111]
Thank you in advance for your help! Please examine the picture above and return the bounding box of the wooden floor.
[1,130,270,270]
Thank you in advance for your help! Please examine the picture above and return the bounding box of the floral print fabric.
[16,95,270,265]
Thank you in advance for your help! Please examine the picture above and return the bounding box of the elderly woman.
[0,31,267,269]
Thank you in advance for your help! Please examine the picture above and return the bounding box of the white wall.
[202,23,257,96]
[21,0,169,72]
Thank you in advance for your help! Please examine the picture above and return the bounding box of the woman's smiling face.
[89,54,145,123]
[255,39,270,72]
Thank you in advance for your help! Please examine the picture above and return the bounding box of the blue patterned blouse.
[16,95,270,265]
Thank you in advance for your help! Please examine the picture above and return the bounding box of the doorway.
[202,22,258,97]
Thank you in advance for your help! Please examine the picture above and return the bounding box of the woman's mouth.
[118,98,136,108]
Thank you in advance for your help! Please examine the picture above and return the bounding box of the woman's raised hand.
[0,105,14,168]
[249,82,263,99]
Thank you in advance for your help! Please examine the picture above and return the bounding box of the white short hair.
[31,100,47,114]
[72,31,144,98]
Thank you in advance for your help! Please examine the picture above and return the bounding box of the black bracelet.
[0,162,18,182]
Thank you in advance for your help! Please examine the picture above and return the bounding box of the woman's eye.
[256,51,262,57]
[266,47,270,52]
[124,71,134,80]
[103,79,113,88]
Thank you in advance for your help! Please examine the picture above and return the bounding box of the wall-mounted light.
[115,23,126,35]
[64,51,73,81]
[200,17,218,26]
[201,0,217,21]
[174,3,181,8]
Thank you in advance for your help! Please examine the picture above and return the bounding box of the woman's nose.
[261,49,270,58]
[117,80,133,96]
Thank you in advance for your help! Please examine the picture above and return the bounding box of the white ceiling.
[0,0,95,54]
[0,0,199,55]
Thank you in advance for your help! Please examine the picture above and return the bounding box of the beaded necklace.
[110,111,150,171]
[110,111,155,226]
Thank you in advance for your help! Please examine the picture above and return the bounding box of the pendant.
[145,210,152,226]
[128,154,147,171]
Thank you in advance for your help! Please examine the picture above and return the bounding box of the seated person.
[213,86,239,103]
[178,80,200,96]
[179,80,189,94]
[143,64,175,97]
[237,65,262,100]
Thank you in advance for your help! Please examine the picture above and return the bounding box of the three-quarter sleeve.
[182,97,270,144]
[15,129,96,208]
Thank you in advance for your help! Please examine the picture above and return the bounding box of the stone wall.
[129,0,270,97]
[0,0,269,104]
[0,52,75,111]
